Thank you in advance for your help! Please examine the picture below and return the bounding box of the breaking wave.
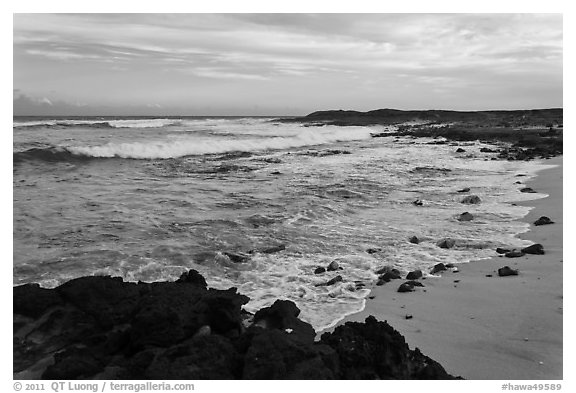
[13,118,181,129]
[13,146,93,164]
[67,127,373,159]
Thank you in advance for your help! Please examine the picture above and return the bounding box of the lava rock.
[314,267,326,274]
[378,270,402,284]
[397,280,425,293]
[521,243,545,255]
[436,238,456,249]
[327,261,340,272]
[505,250,525,258]
[409,236,420,244]
[319,316,457,379]
[177,270,208,288]
[406,270,423,280]
[461,195,481,204]
[430,263,447,274]
[316,275,343,287]
[13,283,63,319]
[457,212,474,222]
[14,269,459,380]
[375,265,400,276]
[405,280,425,287]
[242,329,337,379]
[258,244,286,254]
[534,216,554,226]
[498,266,519,277]
[223,252,250,263]
[253,300,316,343]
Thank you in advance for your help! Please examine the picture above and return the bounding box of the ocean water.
[13,116,554,330]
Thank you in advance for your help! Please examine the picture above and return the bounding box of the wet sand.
[321,156,563,380]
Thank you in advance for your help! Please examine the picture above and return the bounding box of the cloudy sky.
[13,13,563,116]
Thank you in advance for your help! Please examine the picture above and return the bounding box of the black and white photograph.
[11,6,565,385]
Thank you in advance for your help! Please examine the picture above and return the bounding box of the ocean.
[12,116,554,330]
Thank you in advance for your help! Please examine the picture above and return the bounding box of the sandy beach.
[321,156,563,380]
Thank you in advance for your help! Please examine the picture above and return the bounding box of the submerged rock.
[223,251,250,263]
[456,148,466,153]
[409,236,420,244]
[496,247,511,254]
[249,244,286,254]
[436,238,456,249]
[457,212,474,222]
[314,267,326,274]
[316,275,343,287]
[327,260,340,272]
[461,195,481,204]
[520,187,537,193]
[457,187,471,193]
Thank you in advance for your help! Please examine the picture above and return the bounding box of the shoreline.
[319,156,563,380]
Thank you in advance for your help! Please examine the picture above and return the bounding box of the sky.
[13,13,563,116]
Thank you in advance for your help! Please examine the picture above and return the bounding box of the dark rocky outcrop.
[409,236,420,244]
[14,270,458,380]
[496,247,511,254]
[498,266,519,277]
[366,248,381,254]
[319,316,456,379]
[456,148,466,153]
[461,195,481,204]
[314,267,326,274]
[281,109,562,162]
[521,243,545,255]
[520,187,537,193]
[534,216,554,226]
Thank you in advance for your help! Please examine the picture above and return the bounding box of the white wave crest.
[13,118,180,128]
[67,127,373,159]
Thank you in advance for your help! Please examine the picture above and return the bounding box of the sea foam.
[67,126,373,159]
